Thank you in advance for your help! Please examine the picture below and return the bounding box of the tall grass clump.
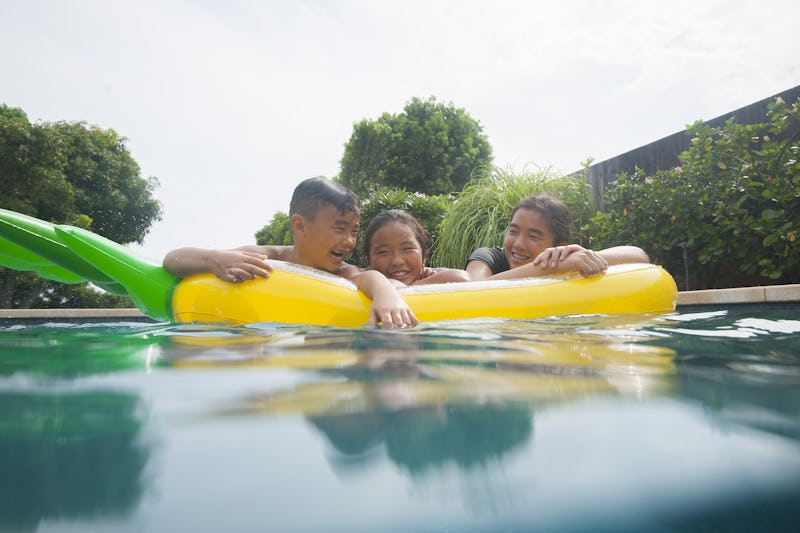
[432,165,594,268]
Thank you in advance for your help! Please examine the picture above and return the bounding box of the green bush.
[255,211,293,246]
[586,97,800,289]
[432,166,594,268]
[33,281,133,309]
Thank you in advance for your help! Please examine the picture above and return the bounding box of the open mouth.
[330,249,349,264]
[509,251,531,265]
[388,270,411,280]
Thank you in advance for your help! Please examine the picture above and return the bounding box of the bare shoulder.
[235,244,294,261]
[336,263,364,280]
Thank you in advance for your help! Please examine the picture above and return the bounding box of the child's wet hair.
[510,195,572,244]
[362,209,430,265]
[289,177,360,219]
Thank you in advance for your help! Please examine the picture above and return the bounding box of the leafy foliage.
[433,166,594,268]
[255,211,293,246]
[50,121,162,244]
[338,96,493,197]
[32,283,133,309]
[0,105,162,243]
[586,97,800,289]
[0,104,162,307]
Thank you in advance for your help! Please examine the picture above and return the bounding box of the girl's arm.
[466,244,649,282]
[534,245,649,270]
[414,267,472,285]
[598,245,650,264]
[466,258,554,281]
[340,267,419,327]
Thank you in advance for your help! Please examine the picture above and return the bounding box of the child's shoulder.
[236,244,294,261]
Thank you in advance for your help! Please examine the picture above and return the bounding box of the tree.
[0,104,162,308]
[338,96,493,197]
[255,211,293,246]
[51,121,162,244]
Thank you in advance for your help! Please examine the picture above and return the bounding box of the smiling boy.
[163,177,418,327]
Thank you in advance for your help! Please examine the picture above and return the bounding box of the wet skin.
[503,208,559,269]
[367,222,425,285]
[294,205,360,273]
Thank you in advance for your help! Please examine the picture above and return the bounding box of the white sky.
[2,0,798,260]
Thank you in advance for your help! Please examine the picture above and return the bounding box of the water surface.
[1,309,799,532]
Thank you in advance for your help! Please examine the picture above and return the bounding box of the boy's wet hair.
[362,209,430,264]
[510,195,572,244]
[289,177,360,219]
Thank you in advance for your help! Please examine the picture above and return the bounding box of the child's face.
[367,222,424,285]
[295,204,359,273]
[503,208,558,269]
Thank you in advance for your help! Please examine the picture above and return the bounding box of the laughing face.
[503,208,561,269]
[293,204,359,273]
[366,221,424,285]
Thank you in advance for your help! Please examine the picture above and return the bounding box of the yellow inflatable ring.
[172,262,678,326]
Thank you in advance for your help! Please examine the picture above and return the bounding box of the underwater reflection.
[0,322,167,376]
[0,390,151,531]
[652,310,800,440]
[308,400,534,477]
[176,319,678,483]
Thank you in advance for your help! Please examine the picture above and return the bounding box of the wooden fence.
[581,84,800,209]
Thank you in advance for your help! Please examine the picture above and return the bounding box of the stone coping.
[1,284,798,319]
[676,284,800,306]
[1,308,148,319]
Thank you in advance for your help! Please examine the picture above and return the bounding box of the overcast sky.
[3,0,798,260]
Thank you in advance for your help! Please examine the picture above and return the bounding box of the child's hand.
[208,250,273,283]
[347,269,419,327]
[557,248,608,277]
[368,292,419,328]
[418,267,438,280]
[533,244,586,269]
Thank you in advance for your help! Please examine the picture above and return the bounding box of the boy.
[163,177,418,327]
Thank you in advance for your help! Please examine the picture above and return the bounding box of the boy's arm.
[341,267,419,327]
[163,245,275,282]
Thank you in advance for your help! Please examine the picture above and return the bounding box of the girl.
[363,210,471,286]
[466,195,649,281]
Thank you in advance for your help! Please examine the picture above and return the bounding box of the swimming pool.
[1,308,799,532]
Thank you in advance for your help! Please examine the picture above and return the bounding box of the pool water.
[1,309,799,532]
